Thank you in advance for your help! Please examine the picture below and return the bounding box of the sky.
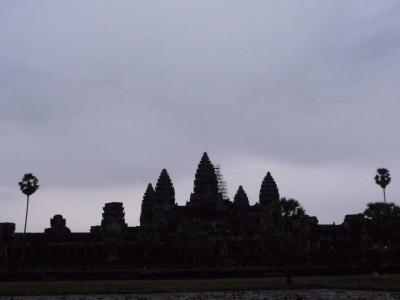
[1,1,399,232]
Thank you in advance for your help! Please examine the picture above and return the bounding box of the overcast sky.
[1,1,399,232]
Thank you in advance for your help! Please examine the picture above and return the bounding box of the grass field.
[1,275,400,295]
[0,275,400,295]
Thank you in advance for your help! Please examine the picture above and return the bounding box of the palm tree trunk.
[24,195,30,234]
[20,195,29,268]
[383,188,386,203]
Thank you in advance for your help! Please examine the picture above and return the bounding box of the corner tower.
[140,183,155,226]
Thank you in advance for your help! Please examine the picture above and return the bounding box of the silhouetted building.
[140,183,155,226]
[44,215,71,235]
[233,186,249,207]
[259,172,279,206]
[1,152,400,278]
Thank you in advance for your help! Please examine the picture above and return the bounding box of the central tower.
[188,152,223,206]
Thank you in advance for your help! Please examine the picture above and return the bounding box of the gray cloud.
[0,1,399,231]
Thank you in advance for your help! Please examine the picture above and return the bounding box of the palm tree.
[374,168,391,203]
[18,173,39,266]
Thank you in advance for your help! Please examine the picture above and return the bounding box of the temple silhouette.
[0,153,399,279]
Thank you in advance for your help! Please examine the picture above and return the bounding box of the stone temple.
[0,152,399,279]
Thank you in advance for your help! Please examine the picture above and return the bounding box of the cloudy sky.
[1,1,399,232]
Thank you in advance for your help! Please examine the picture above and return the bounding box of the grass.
[1,275,400,295]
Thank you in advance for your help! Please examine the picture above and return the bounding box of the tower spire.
[233,185,249,206]
[189,152,222,205]
[154,169,175,206]
[140,183,155,226]
[259,172,280,206]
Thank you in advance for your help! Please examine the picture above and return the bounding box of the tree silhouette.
[374,168,391,203]
[263,198,308,285]
[18,173,39,266]
[363,202,400,273]
[363,202,400,248]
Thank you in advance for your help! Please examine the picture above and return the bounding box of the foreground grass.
[1,275,400,295]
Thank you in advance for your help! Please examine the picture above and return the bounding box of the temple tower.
[233,185,250,207]
[259,172,280,206]
[44,215,71,234]
[154,169,175,206]
[140,183,155,226]
[189,152,223,205]
[141,169,176,227]
[101,202,127,233]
